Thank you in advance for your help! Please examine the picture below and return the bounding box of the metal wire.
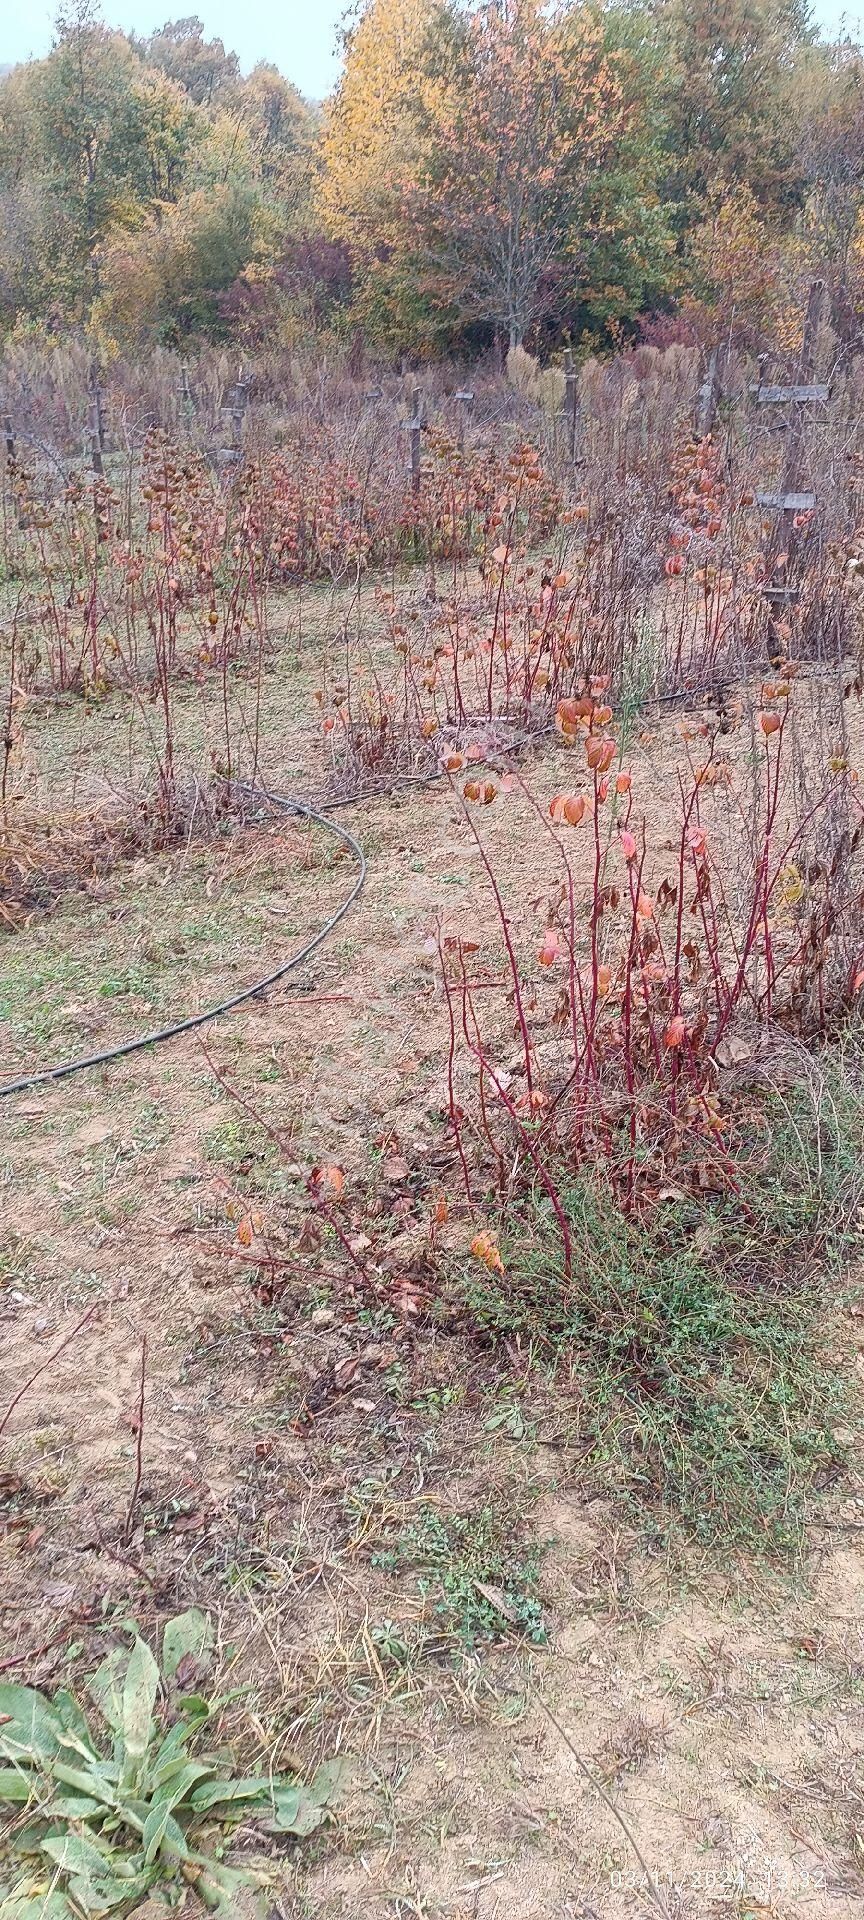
[0,784,366,1099]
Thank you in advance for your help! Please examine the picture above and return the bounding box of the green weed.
[0,1609,343,1917]
[372,1501,547,1646]
[202,1116,273,1177]
[454,1058,864,1553]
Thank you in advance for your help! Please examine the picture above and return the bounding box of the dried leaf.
[472,1580,521,1624]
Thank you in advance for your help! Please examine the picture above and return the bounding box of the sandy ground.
[3,607,864,1918]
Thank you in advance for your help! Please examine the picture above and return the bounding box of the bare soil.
[3,615,864,1919]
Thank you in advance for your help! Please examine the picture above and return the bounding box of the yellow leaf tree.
[317,0,452,344]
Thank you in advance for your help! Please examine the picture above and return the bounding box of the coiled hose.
[0,783,366,1099]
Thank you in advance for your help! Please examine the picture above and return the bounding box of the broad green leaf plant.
[0,1609,344,1917]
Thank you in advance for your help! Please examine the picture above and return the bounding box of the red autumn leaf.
[311,1164,345,1200]
[586,736,616,773]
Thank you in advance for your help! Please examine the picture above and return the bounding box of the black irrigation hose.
[0,671,779,1102]
[0,784,366,1099]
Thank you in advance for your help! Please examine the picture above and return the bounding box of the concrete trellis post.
[564,351,579,463]
[454,388,474,456]
[752,281,827,659]
[179,361,196,423]
[407,386,424,500]
[695,346,723,437]
[89,362,106,477]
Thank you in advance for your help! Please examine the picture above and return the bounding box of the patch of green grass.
[201,1115,274,1177]
[372,1500,547,1646]
[90,1194,143,1228]
[453,1052,864,1553]
[97,963,155,999]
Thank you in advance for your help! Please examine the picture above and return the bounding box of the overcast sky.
[1,0,861,103]
[0,0,346,99]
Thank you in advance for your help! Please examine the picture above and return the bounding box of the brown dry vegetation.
[4,336,864,1920]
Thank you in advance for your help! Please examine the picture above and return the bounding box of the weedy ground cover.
[453,1057,863,1551]
[3,339,864,1919]
[0,1607,344,1916]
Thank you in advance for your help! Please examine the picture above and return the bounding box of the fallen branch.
[533,1688,671,1920]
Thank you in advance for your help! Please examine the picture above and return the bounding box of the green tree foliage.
[650,0,812,219]
[1,0,864,356]
[795,36,864,274]
[93,183,258,347]
[136,14,240,106]
[319,0,677,350]
[236,63,318,251]
[0,0,316,344]
[316,0,451,348]
[409,0,633,349]
[0,0,202,319]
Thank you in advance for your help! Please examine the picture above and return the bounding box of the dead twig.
[200,1040,375,1287]
[85,1530,155,1589]
[0,1617,89,1675]
[533,1688,671,1920]
[0,1301,103,1439]
[121,1333,147,1547]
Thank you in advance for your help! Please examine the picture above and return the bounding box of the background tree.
[0,0,201,319]
[556,2,677,341]
[795,37,864,277]
[686,178,782,342]
[317,0,452,346]
[93,182,256,344]
[406,0,630,350]
[236,64,316,243]
[652,0,811,221]
[0,1,317,345]
[1,0,864,357]
[137,15,239,106]
[321,0,675,351]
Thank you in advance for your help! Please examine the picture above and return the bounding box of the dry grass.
[4,345,864,1916]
